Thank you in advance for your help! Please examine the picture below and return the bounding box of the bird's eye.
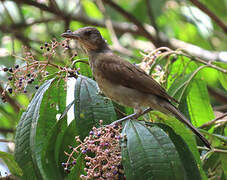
[84,31,91,36]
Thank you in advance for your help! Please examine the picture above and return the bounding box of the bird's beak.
[61,30,80,39]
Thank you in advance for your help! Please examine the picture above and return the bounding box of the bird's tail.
[163,102,211,149]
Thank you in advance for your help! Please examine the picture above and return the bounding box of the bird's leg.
[110,107,153,125]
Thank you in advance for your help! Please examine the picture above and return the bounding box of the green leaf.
[168,65,214,127]
[186,79,214,126]
[81,0,103,19]
[156,123,202,180]
[220,153,227,178]
[203,151,226,179]
[14,78,55,179]
[14,78,66,179]
[121,120,184,180]
[42,116,67,180]
[203,152,220,172]
[33,79,66,179]
[215,62,227,91]
[75,62,92,78]
[168,65,207,103]
[150,111,207,179]
[74,75,117,139]
[0,151,23,177]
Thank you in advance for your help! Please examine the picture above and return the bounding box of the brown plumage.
[62,27,211,149]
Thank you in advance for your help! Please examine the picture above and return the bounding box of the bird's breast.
[92,68,149,109]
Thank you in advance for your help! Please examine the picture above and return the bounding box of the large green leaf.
[82,0,103,19]
[0,151,23,177]
[14,78,66,179]
[14,78,55,179]
[150,111,207,179]
[41,114,67,180]
[75,62,92,78]
[168,65,214,127]
[186,79,214,126]
[156,123,202,180]
[121,120,184,180]
[36,79,66,179]
[220,153,227,178]
[215,62,227,91]
[74,75,117,139]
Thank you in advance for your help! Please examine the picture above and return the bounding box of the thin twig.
[153,49,227,74]
[145,0,158,31]
[110,108,153,125]
[0,139,14,143]
[199,112,227,128]
[180,52,227,74]
[189,0,227,33]
[96,0,133,56]
[4,0,227,62]
[0,127,14,133]
[198,146,227,153]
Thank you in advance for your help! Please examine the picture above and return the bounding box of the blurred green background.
[0,0,227,179]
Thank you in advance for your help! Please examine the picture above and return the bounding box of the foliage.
[0,0,227,180]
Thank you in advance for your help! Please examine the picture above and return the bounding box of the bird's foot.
[110,113,138,125]
[110,107,153,125]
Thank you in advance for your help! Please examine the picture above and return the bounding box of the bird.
[61,27,211,149]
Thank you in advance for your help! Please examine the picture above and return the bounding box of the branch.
[5,0,227,62]
[0,127,14,133]
[96,0,133,56]
[101,0,162,47]
[181,52,227,74]
[198,146,227,153]
[145,0,158,31]
[189,0,227,33]
[0,175,20,180]
[199,112,227,128]
[11,0,60,15]
[208,86,227,104]
[0,139,14,143]
[169,38,227,62]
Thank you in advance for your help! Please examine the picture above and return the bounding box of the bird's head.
[61,27,108,53]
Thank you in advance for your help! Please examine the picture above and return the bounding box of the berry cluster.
[1,39,79,103]
[63,120,124,180]
[0,48,48,100]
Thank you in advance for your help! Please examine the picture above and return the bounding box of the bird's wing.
[97,54,178,103]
